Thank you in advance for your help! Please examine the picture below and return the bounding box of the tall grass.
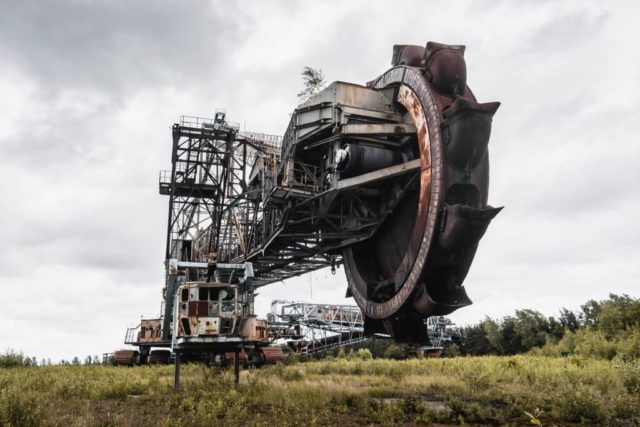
[1,354,638,426]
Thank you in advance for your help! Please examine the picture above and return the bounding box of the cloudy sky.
[1,0,638,361]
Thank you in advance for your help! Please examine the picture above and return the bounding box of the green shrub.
[442,343,460,357]
[613,356,640,393]
[193,390,245,426]
[536,326,640,360]
[609,392,640,422]
[96,379,146,399]
[463,368,491,392]
[0,385,43,427]
[382,344,404,359]
[281,367,304,382]
[617,327,640,359]
[355,348,373,360]
[554,385,604,423]
[401,395,424,415]
[282,350,300,365]
[356,398,405,425]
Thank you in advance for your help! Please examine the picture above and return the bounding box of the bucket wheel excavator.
[122,41,501,372]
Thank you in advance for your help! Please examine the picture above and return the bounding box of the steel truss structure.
[161,113,339,288]
[268,300,366,356]
[267,301,463,356]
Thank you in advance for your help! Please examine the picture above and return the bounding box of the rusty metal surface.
[173,280,243,346]
[139,319,162,343]
[224,351,246,366]
[241,316,269,341]
[425,42,467,97]
[223,347,284,366]
[148,350,171,364]
[112,350,139,366]
[261,346,285,363]
[391,45,425,67]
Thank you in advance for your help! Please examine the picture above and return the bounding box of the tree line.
[3,293,638,366]
[0,351,103,368]
[459,293,640,358]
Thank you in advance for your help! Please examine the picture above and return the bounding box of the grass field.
[1,353,639,426]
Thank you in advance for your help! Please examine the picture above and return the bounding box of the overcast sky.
[1,0,638,361]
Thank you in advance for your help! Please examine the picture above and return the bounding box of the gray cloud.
[528,9,609,52]
[0,0,238,96]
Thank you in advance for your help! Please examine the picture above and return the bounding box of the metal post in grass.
[233,351,240,387]
[174,352,181,390]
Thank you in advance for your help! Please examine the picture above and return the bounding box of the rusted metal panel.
[148,350,171,364]
[261,346,285,363]
[241,316,269,341]
[224,350,248,365]
[112,350,139,366]
[392,44,425,67]
[187,301,207,317]
[139,318,162,343]
[425,42,467,97]
[198,317,220,335]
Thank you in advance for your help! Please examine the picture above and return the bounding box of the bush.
[613,356,640,393]
[281,367,304,382]
[554,386,604,423]
[0,385,43,427]
[355,349,373,361]
[382,344,404,359]
[96,379,146,399]
[535,327,640,360]
[442,343,460,357]
[282,350,300,365]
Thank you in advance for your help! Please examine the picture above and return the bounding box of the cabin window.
[199,287,208,301]
[181,318,191,335]
[220,288,234,301]
[181,289,189,302]
[220,318,232,334]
